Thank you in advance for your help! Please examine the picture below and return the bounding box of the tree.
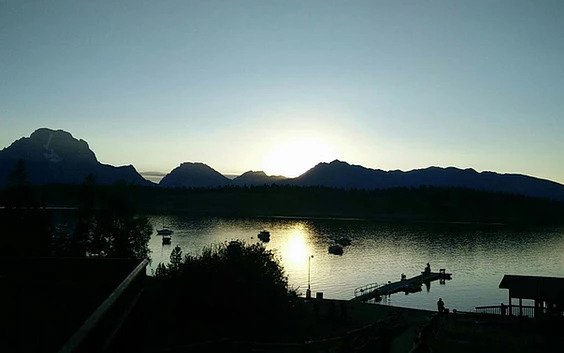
[154,246,183,277]
[87,187,152,258]
[154,263,169,277]
[66,182,152,259]
[0,160,52,257]
[91,213,151,258]
[169,246,183,273]
[65,173,98,256]
[153,240,299,341]
[5,159,34,208]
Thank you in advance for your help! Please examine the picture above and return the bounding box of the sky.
[1,0,563,182]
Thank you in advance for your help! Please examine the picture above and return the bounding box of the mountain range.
[292,160,564,201]
[2,128,564,201]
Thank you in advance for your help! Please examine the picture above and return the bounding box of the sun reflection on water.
[278,223,312,270]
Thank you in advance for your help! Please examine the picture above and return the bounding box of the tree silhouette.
[5,159,34,208]
[150,240,299,341]
[169,246,183,273]
[86,184,152,258]
[53,180,153,259]
[0,160,52,257]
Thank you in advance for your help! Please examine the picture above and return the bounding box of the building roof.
[499,275,564,303]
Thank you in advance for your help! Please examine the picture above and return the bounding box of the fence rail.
[354,282,385,297]
[58,259,149,353]
[475,304,540,318]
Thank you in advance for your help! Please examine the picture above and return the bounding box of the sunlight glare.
[262,138,336,177]
[280,226,310,268]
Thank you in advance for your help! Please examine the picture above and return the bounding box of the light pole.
[306,255,314,298]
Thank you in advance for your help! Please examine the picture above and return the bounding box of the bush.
[154,240,299,341]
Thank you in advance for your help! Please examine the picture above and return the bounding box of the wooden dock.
[351,270,452,302]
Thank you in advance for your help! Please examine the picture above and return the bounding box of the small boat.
[335,237,352,246]
[162,235,171,245]
[157,227,174,236]
[328,244,344,255]
[257,230,270,242]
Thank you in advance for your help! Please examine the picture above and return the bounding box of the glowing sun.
[262,138,336,177]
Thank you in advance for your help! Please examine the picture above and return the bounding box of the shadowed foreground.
[421,312,564,353]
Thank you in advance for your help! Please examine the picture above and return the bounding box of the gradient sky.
[1,0,563,182]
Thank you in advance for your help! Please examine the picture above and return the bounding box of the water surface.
[148,216,564,312]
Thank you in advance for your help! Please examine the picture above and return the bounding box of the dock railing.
[354,282,385,297]
[475,304,540,318]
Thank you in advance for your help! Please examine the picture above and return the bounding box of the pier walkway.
[351,269,452,302]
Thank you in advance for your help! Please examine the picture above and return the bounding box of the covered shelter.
[499,275,564,317]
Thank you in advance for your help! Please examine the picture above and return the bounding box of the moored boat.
[157,227,174,236]
[328,244,344,255]
[258,230,270,242]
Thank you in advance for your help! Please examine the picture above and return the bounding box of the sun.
[262,138,337,177]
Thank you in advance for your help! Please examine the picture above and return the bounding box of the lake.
[147,216,564,312]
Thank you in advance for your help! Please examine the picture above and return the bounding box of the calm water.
[147,216,564,312]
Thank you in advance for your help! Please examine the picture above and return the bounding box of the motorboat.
[157,227,174,236]
[162,235,172,245]
[328,244,344,255]
[257,230,270,242]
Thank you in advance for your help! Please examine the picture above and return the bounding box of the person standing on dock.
[437,298,445,314]
[425,263,431,273]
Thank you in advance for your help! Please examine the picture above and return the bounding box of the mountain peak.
[180,161,207,167]
[159,162,230,188]
[240,170,267,177]
[328,159,349,165]
[233,170,287,186]
[2,128,97,165]
[0,128,150,185]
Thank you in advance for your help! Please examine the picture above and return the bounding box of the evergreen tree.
[169,246,183,273]
[0,160,52,257]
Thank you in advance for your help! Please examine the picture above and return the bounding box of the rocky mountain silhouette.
[232,171,288,186]
[0,128,151,186]
[159,162,230,188]
[293,160,564,201]
[2,130,563,201]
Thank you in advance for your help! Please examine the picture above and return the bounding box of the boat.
[162,235,171,245]
[328,244,344,255]
[157,227,174,236]
[335,237,352,246]
[257,230,270,242]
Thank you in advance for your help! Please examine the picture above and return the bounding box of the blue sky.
[1,0,563,181]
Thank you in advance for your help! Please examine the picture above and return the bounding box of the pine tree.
[169,246,183,274]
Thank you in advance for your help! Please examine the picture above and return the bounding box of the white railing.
[354,282,385,297]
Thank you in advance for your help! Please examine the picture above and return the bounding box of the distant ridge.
[0,128,151,186]
[156,159,564,201]
[292,160,564,201]
[232,171,288,186]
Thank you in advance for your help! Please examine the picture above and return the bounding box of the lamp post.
[306,255,314,299]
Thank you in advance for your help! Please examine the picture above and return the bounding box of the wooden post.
[508,290,512,316]
[519,298,523,317]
